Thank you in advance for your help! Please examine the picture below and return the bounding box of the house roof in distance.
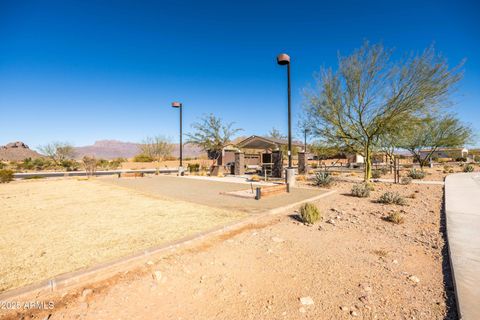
[235,135,303,150]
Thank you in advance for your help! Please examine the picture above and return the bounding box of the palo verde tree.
[304,42,463,181]
[398,115,472,169]
[186,114,242,165]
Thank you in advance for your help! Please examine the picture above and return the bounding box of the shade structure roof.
[235,135,303,150]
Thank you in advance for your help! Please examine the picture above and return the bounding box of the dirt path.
[2,181,456,320]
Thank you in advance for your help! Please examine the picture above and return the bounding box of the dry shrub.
[384,211,405,224]
[0,169,14,183]
[378,192,406,205]
[351,183,371,198]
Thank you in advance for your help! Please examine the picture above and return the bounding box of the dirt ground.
[2,178,456,320]
[0,178,245,293]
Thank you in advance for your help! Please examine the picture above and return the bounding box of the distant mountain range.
[0,140,204,161]
[73,140,203,160]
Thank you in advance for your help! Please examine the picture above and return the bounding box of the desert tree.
[268,127,287,140]
[82,156,97,177]
[140,136,174,172]
[39,142,75,165]
[186,114,242,166]
[304,42,463,181]
[398,115,472,169]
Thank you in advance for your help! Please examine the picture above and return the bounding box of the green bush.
[60,159,80,171]
[299,203,321,224]
[0,169,14,183]
[314,171,332,187]
[463,164,474,173]
[0,162,5,169]
[384,211,405,224]
[408,169,425,179]
[188,163,200,173]
[378,192,406,205]
[400,176,412,185]
[351,183,371,198]
[133,154,154,162]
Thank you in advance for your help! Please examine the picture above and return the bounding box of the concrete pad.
[445,173,480,320]
[100,175,327,214]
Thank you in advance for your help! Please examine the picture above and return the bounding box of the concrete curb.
[0,189,336,302]
[445,173,480,320]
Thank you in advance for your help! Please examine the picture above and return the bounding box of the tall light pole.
[276,53,292,168]
[171,102,183,175]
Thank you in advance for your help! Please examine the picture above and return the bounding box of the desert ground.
[0,176,456,320]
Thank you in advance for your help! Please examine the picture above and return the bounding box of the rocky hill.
[0,142,43,161]
[73,140,203,160]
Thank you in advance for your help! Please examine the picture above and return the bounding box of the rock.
[392,259,398,264]
[153,270,162,281]
[340,305,349,311]
[408,275,420,283]
[350,310,359,317]
[327,219,336,225]
[146,260,154,265]
[272,237,284,243]
[299,307,306,313]
[82,288,93,298]
[300,296,314,306]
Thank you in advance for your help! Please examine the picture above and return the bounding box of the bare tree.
[82,156,97,177]
[398,115,472,170]
[268,127,286,140]
[304,42,463,181]
[186,114,242,165]
[39,142,75,165]
[140,136,174,172]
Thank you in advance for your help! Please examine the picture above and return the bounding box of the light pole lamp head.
[171,102,182,108]
[276,53,290,65]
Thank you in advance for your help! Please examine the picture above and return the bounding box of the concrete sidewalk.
[445,173,480,320]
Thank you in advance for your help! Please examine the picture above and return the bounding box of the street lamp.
[276,53,292,169]
[171,101,183,175]
[277,53,294,190]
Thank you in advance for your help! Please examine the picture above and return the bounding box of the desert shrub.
[0,162,5,169]
[400,176,412,185]
[371,170,382,179]
[188,163,200,173]
[378,192,406,205]
[384,211,405,224]
[463,164,474,173]
[456,157,467,162]
[109,158,124,170]
[250,174,261,182]
[314,171,332,187]
[96,159,110,170]
[0,169,14,183]
[351,183,371,198]
[443,165,454,173]
[310,163,318,169]
[408,169,425,179]
[133,154,154,162]
[299,202,321,224]
[296,175,306,182]
[60,159,80,171]
[403,164,413,169]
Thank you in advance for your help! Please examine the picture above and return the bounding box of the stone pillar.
[272,150,283,178]
[234,152,245,175]
[298,151,307,174]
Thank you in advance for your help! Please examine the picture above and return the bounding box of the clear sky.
[1,0,479,149]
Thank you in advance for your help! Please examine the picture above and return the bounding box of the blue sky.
[1,0,479,149]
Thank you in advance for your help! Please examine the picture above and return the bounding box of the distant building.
[419,147,468,160]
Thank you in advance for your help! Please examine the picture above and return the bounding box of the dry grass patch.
[0,179,245,293]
